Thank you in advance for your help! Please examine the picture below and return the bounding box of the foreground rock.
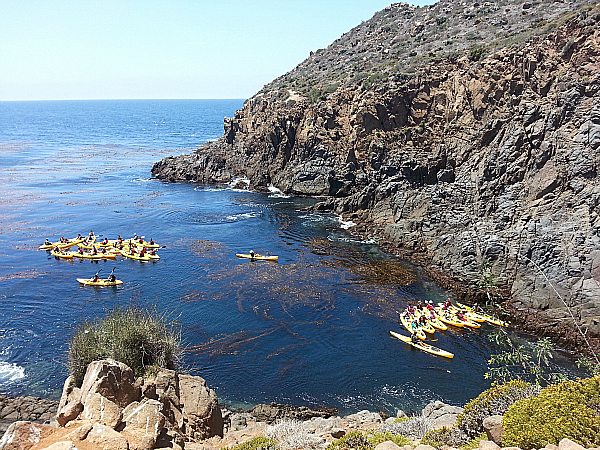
[152,0,600,350]
[0,359,223,450]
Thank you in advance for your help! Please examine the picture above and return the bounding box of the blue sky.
[0,1,436,101]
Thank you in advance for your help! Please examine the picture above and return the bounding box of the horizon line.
[0,97,248,103]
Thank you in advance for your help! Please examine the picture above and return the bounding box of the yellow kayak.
[435,308,466,328]
[40,238,85,250]
[418,308,448,331]
[121,251,153,262]
[236,253,279,262]
[455,302,509,327]
[77,278,123,287]
[73,251,117,260]
[128,238,160,249]
[414,309,436,334]
[390,331,454,359]
[399,313,426,340]
[51,250,75,259]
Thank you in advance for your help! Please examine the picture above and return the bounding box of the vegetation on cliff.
[68,306,181,383]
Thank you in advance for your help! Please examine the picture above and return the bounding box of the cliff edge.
[153,0,600,349]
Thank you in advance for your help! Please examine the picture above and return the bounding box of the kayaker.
[44,238,51,246]
[249,250,256,260]
[426,302,434,311]
[411,320,418,331]
[140,248,146,257]
[91,273,100,282]
[76,233,83,240]
[419,315,427,325]
[89,230,94,239]
[149,238,155,245]
[103,238,109,245]
[107,268,116,282]
[92,246,98,255]
[457,311,466,322]
[410,333,419,344]
[78,247,84,255]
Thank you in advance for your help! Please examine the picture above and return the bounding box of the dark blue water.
[0,100,499,413]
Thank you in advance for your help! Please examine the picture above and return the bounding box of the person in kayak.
[249,250,255,260]
[149,238,155,245]
[107,268,116,282]
[140,247,147,257]
[410,333,420,344]
[44,238,52,246]
[78,247,84,255]
[91,246,98,255]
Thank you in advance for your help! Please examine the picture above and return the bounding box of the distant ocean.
[0,99,502,413]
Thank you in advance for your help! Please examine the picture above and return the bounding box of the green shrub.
[226,437,276,450]
[457,380,538,438]
[69,306,181,384]
[326,431,371,450]
[503,376,600,449]
[368,431,411,447]
[461,433,488,450]
[327,430,410,450]
[421,427,468,448]
[468,45,486,61]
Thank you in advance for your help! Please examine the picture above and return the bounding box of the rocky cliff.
[152,0,600,349]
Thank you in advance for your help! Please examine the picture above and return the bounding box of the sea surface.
[0,99,561,413]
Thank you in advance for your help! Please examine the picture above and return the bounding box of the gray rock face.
[483,415,504,445]
[0,397,58,434]
[422,401,464,430]
[153,1,600,349]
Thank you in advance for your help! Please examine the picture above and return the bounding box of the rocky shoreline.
[2,359,598,450]
[152,0,600,354]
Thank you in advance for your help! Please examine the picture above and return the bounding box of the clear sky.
[0,1,436,101]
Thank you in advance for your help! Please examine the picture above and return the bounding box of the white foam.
[337,215,356,229]
[267,185,291,199]
[328,234,377,245]
[131,177,153,183]
[228,177,250,190]
[0,362,25,384]
[225,212,260,221]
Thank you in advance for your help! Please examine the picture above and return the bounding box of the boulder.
[122,399,166,446]
[345,410,383,426]
[178,374,223,440]
[84,423,128,450]
[79,359,140,408]
[483,415,504,445]
[422,401,464,429]
[375,442,403,450]
[479,440,501,450]
[40,442,77,450]
[558,439,586,450]
[55,400,82,428]
[81,393,122,429]
[0,421,56,450]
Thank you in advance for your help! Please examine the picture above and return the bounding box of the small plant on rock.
[381,414,433,439]
[368,431,411,447]
[227,437,277,450]
[503,375,600,449]
[266,419,323,450]
[456,380,539,438]
[69,306,181,384]
[421,426,468,448]
[326,431,371,450]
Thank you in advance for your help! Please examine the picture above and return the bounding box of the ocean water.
[0,99,508,413]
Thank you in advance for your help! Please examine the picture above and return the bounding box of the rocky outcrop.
[0,359,223,450]
[0,397,57,435]
[153,0,600,350]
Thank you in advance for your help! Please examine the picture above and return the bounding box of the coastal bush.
[226,437,276,450]
[368,431,411,447]
[326,431,371,450]
[503,375,600,449]
[460,433,488,450]
[266,419,322,450]
[326,430,410,450]
[456,380,538,438]
[68,306,181,384]
[421,426,468,448]
[381,415,433,439]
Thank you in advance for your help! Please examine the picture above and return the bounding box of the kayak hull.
[236,253,279,262]
[390,331,454,359]
[77,278,123,287]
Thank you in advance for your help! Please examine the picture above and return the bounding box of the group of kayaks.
[40,232,162,287]
[41,233,161,263]
[390,300,509,359]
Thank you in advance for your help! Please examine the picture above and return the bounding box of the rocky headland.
[152,0,600,352]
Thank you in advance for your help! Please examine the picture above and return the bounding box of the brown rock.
[178,374,223,440]
[479,440,501,450]
[121,429,156,450]
[122,399,166,448]
[81,393,122,429]
[483,415,504,445]
[79,359,140,408]
[84,423,128,450]
[0,421,56,450]
[558,439,586,450]
[375,442,403,450]
[55,400,82,428]
[40,442,77,450]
